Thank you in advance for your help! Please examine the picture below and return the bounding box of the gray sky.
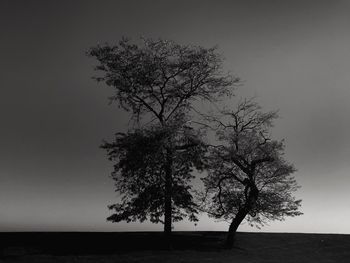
[1,0,350,233]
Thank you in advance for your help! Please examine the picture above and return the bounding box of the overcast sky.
[1,0,350,233]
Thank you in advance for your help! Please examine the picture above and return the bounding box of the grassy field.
[1,232,350,262]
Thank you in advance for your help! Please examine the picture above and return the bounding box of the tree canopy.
[88,38,238,125]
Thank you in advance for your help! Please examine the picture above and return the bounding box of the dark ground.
[1,232,350,262]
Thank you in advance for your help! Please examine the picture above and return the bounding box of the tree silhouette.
[200,99,302,248]
[88,38,238,242]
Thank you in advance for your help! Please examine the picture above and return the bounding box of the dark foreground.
[1,232,350,262]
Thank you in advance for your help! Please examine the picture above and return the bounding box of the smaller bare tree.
[200,98,302,248]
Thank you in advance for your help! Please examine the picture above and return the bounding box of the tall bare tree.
[200,99,302,248]
[88,38,238,241]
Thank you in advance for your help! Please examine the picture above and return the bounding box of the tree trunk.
[225,181,259,249]
[164,147,173,247]
[225,208,248,249]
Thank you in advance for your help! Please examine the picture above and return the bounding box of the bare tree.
[88,38,239,242]
[200,98,302,248]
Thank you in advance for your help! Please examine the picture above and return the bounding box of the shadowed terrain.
[1,232,350,262]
